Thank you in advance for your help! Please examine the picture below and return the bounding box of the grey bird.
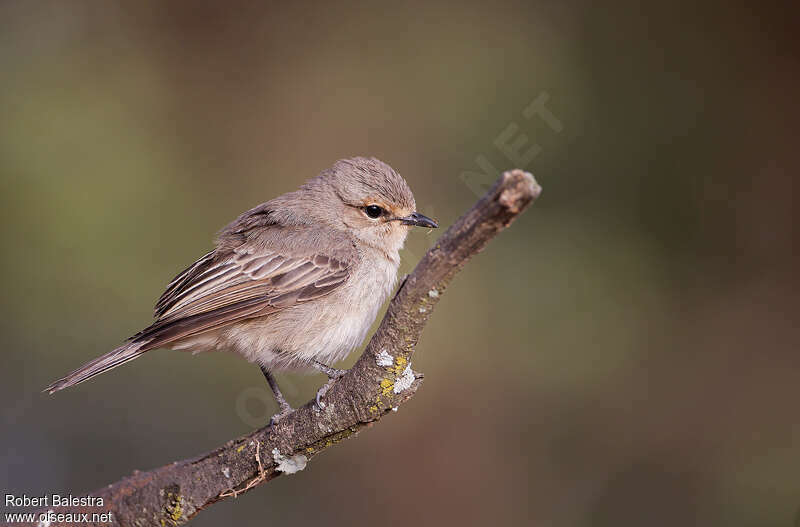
[44,157,437,422]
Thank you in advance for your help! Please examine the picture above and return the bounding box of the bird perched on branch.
[45,157,438,423]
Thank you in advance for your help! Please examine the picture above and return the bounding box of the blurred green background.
[1,1,798,526]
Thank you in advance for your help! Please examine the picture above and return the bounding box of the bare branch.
[35,169,542,527]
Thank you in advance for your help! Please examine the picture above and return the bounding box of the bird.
[44,157,438,423]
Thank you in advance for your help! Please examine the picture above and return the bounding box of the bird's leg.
[311,360,347,409]
[261,366,293,425]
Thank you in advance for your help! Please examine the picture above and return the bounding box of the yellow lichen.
[170,499,183,521]
[304,428,360,453]
[236,444,245,453]
[389,355,408,374]
[163,492,184,525]
[369,405,378,413]
[380,378,394,396]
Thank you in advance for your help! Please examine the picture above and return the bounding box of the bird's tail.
[43,339,153,394]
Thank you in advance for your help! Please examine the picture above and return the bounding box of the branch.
[34,169,542,527]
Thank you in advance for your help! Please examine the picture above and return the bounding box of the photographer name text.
[5,493,105,507]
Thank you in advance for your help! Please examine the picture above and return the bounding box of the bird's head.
[225,157,437,258]
[308,157,438,256]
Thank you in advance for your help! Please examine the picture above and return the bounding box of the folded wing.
[135,246,350,350]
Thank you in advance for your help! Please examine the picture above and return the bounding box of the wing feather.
[139,243,353,349]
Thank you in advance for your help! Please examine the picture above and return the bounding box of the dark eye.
[364,205,384,219]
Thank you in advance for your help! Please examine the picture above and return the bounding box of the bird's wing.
[133,244,351,349]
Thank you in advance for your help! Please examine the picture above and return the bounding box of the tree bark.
[28,169,542,527]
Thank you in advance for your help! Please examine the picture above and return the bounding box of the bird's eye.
[364,205,384,219]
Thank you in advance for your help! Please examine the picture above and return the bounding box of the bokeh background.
[1,1,798,526]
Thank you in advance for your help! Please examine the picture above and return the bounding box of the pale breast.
[216,248,400,371]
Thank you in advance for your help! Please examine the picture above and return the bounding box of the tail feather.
[43,339,153,394]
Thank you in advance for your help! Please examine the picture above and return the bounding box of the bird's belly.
[218,256,398,370]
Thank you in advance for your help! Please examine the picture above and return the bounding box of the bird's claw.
[314,378,335,410]
[268,403,294,427]
[314,368,346,410]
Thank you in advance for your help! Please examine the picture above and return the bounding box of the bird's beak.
[399,212,438,228]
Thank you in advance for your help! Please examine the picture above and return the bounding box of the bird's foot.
[312,361,347,410]
[261,366,294,427]
[268,402,294,427]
